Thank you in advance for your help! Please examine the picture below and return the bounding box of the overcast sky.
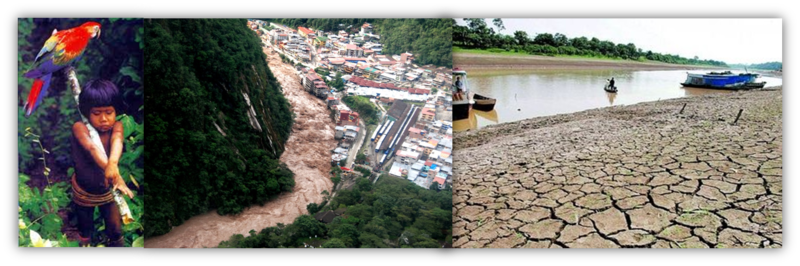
[458,18,782,65]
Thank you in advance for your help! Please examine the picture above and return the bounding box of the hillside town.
[248,19,454,190]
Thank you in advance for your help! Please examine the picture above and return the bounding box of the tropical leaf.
[132,236,144,247]
[40,213,63,239]
[119,66,142,84]
[118,114,137,138]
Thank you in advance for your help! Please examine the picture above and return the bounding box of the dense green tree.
[533,33,555,46]
[359,233,389,248]
[355,152,367,164]
[453,19,728,67]
[332,223,360,247]
[492,18,505,31]
[322,238,347,248]
[143,19,294,237]
[356,177,372,192]
[306,203,320,214]
[514,30,529,46]
[218,174,452,248]
[288,215,326,240]
[730,61,782,71]
[347,204,372,221]
[354,166,372,178]
[330,72,344,91]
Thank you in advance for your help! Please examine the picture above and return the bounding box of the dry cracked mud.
[453,88,782,248]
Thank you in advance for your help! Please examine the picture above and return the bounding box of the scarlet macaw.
[23,21,101,116]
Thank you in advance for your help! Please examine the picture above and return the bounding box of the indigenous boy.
[70,80,134,247]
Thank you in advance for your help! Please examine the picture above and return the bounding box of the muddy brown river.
[144,46,335,248]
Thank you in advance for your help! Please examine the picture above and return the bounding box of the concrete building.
[401,52,413,64]
[345,44,364,57]
[298,26,314,38]
[338,109,359,127]
[360,23,373,35]
[327,96,339,107]
[407,127,425,140]
[420,107,436,123]
[433,175,446,190]
[334,126,345,139]
[303,72,322,93]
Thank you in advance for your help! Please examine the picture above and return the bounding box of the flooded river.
[144,46,335,248]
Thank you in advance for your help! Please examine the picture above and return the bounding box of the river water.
[457,69,782,130]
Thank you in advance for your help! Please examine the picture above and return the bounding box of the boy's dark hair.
[78,79,121,117]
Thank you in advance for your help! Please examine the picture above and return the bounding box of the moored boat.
[681,71,765,90]
[472,93,496,111]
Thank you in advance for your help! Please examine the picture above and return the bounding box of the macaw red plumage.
[23,21,101,116]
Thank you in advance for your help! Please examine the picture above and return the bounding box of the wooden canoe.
[472,93,496,111]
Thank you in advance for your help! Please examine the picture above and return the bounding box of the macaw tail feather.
[24,74,51,116]
[24,79,43,116]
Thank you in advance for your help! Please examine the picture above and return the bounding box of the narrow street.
[345,119,367,168]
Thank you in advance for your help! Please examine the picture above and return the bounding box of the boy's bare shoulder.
[114,121,124,131]
[72,121,89,134]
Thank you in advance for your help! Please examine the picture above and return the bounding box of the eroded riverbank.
[455,52,721,71]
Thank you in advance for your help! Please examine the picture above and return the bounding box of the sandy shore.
[453,87,782,248]
[455,52,722,71]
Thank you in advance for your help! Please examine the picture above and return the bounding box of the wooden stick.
[733,109,744,125]
[679,103,687,114]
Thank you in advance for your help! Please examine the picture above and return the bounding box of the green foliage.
[328,72,345,91]
[292,215,327,239]
[356,177,372,192]
[116,115,145,247]
[306,202,320,214]
[354,166,371,178]
[143,19,295,237]
[730,61,782,71]
[342,95,380,126]
[331,223,360,247]
[218,174,452,248]
[454,18,728,67]
[17,133,73,247]
[331,173,342,188]
[321,238,347,248]
[265,18,452,67]
[355,152,367,164]
[314,67,329,77]
[374,19,452,67]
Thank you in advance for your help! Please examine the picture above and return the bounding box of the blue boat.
[681,71,766,90]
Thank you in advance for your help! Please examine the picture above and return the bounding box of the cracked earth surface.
[453,88,782,248]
